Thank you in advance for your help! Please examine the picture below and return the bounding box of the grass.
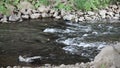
[0,0,119,15]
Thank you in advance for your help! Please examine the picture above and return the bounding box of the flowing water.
[0,19,120,66]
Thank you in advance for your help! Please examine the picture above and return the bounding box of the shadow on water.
[0,18,120,66]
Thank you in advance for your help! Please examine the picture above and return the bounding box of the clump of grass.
[74,0,111,11]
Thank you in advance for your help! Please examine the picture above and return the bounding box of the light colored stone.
[63,14,75,21]
[22,14,29,19]
[55,16,61,19]
[53,11,58,17]
[42,12,48,18]
[79,17,85,22]
[59,64,65,68]
[92,43,120,68]
[99,10,107,18]
[87,11,95,16]
[107,11,114,17]
[7,66,12,68]
[30,13,40,19]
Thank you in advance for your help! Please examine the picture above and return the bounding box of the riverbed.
[0,19,120,66]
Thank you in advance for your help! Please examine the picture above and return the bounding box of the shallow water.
[0,19,120,66]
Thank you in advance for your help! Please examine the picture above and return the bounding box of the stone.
[53,11,58,17]
[84,15,92,21]
[55,16,61,19]
[9,14,20,22]
[107,11,114,17]
[99,10,107,18]
[92,43,120,68]
[87,11,95,16]
[42,12,48,18]
[30,13,40,19]
[79,17,85,22]
[63,14,75,21]
[59,64,65,68]
[22,14,29,19]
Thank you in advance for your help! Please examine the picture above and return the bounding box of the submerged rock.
[18,55,42,63]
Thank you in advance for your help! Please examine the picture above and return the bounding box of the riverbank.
[0,1,119,23]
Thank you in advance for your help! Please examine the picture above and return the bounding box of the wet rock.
[59,64,66,68]
[53,11,59,18]
[30,13,40,19]
[99,10,107,18]
[55,16,61,19]
[9,14,21,22]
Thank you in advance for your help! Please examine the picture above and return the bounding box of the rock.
[87,11,95,16]
[42,12,48,18]
[53,11,59,17]
[63,14,75,21]
[7,66,12,68]
[60,10,66,16]
[99,10,107,18]
[0,15,7,23]
[106,11,114,17]
[30,13,40,19]
[109,5,118,9]
[79,17,85,22]
[38,6,49,13]
[55,16,61,19]
[92,43,120,68]
[59,64,66,68]
[9,13,21,22]
[21,14,29,19]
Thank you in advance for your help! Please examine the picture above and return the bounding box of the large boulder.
[92,43,120,68]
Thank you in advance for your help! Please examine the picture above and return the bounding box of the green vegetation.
[0,0,119,14]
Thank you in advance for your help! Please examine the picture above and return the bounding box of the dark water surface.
[0,19,120,66]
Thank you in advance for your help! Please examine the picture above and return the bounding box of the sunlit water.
[0,19,120,66]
